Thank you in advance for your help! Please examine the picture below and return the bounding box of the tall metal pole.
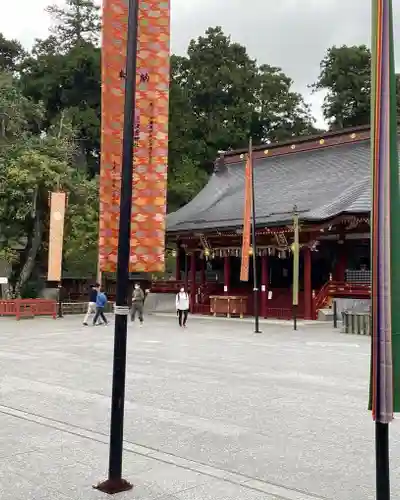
[57,283,63,318]
[292,206,299,331]
[97,241,102,285]
[95,0,138,494]
[376,422,390,500]
[249,138,261,334]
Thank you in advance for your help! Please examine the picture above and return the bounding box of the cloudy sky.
[1,0,400,127]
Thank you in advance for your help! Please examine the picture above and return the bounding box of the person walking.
[176,287,190,328]
[131,283,145,326]
[83,283,99,326]
[93,287,108,326]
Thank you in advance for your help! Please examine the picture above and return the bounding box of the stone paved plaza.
[0,313,399,499]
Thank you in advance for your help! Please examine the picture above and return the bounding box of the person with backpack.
[93,287,108,326]
[175,287,190,328]
[131,283,145,325]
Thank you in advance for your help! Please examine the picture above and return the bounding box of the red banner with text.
[99,0,170,272]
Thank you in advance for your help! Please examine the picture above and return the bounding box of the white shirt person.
[176,288,190,327]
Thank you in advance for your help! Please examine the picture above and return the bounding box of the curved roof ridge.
[166,136,386,234]
[167,168,238,230]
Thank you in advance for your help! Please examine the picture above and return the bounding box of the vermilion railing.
[313,280,371,319]
[314,281,332,313]
[0,299,57,320]
[266,308,294,320]
[331,281,370,297]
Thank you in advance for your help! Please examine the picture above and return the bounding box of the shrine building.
[152,125,373,320]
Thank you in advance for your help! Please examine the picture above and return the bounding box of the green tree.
[168,27,314,183]
[256,64,317,141]
[46,0,100,51]
[21,41,101,174]
[0,77,73,294]
[167,157,208,211]
[312,45,372,128]
[63,174,99,277]
[182,27,260,162]
[0,73,98,294]
[19,0,101,174]
[0,33,26,72]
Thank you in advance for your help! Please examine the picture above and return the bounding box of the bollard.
[333,301,338,329]
[362,314,367,335]
[343,311,349,333]
[340,311,371,335]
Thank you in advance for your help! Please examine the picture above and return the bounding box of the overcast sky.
[1,0,400,128]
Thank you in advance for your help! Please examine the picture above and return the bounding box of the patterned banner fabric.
[370,0,400,423]
[99,0,170,272]
[47,192,66,282]
[240,155,252,282]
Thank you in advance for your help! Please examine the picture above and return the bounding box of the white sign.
[0,277,8,285]
[268,291,273,300]
[261,285,266,292]
[224,285,228,292]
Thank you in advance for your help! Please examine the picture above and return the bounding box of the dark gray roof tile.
[167,139,378,232]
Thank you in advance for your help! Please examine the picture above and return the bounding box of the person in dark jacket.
[93,288,108,326]
[131,283,145,325]
[83,283,99,325]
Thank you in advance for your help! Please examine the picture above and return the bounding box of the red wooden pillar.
[175,246,181,281]
[224,255,230,294]
[335,242,347,282]
[261,254,269,318]
[200,257,206,286]
[190,252,196,313]
[303,247,312,320]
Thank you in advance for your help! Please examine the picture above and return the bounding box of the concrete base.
[144,292,176,314]
[335,298,370,315]
[318,308,334,322]
[94,478,133,494]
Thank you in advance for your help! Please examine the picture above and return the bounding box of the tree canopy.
[0,72,96,295]
[168,27,316,209]
[312,44,400,129]
[46,0,101,51]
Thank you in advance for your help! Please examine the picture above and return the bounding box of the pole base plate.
[93,478,133,495]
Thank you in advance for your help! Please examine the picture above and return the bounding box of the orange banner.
[99,0,170,272]
[48,192,66,282]
[240,156,252,281]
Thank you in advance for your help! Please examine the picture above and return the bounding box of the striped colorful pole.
[370,0,400,498]
[291,206,299,331]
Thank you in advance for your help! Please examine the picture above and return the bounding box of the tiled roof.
[167,138,376,233]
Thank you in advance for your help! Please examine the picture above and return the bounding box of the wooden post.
[261,254,268,318]
[190,252,196,313]
[200,257,206,286]
[175,246,181,281]
[224,255,230,294]
[303,247,312,320]
[335,241,346,282]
